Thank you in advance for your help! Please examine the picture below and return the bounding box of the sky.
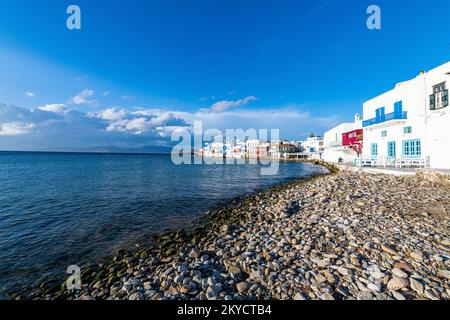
[0,0,449,151]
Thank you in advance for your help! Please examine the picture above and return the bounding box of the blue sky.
[0,0,449,151]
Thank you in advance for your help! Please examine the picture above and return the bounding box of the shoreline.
[15,161,450,300]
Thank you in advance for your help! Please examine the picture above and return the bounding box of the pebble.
[293,292,307,300]
[236,282,249,293]
[391,291,406,301]
[387,277,409,291]
[189,248,200,259]
[410,252,424,261]
[357,292,374,300]
[367,282,382,292]
[391,268,408,279]
[410,278,424,295]
[26,170,450,301]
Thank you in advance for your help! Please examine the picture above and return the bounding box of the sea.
[0,151,327,297]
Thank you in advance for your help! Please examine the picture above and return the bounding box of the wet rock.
[24,170,450,301]
[236,282,249,293]
[189,248,200,259]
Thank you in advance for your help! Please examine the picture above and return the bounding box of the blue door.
[394,101,403,117]
[388,141,396,159]
[371,143,378,159]
[376,107,385,123]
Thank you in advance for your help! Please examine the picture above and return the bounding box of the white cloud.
[103,111,189,135]
[103,91,111,96]
[25,92,35,97]
[210,96,258,112]
[38,104,68,114]
[0,101,341,151]
[155,125,189,138]
[106,117,152,134]
[0,122,35,136]
[88,107,127,121]
[69,89,95,105]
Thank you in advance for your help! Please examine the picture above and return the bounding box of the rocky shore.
[19,166,450,300]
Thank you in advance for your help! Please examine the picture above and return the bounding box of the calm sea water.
[0,152,327,297]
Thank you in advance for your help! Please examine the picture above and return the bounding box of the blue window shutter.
[394,101,403,115]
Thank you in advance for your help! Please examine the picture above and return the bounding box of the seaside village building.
[200,139,315,160]
[245,139,264,159]
[323,114,363,164]
[323,61,450,170]
[270,142,301,159]
[301,136,324,160]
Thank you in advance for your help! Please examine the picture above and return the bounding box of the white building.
[361,61,449,169]
[232,139,246,159]
[323,114,362,164]
[201,140,227,158]
[245,139,263,158]
[302,136,324,160]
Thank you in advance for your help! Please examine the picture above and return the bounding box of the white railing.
[356,156,430,169]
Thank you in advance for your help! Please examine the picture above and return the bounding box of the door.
[376,107,385,123]
[388,141,396,160]
[394,101,403,117]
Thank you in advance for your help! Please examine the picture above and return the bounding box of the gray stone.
[357,291,374,300]
[236,282,249,293]
[293,292,307,300]
[189,248,200,259]
[410,278,424,295]
[391,291,406,301]
[387,277,409,291]
[391,268,408,278]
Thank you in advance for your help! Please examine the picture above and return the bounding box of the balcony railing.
[362,111,407,127]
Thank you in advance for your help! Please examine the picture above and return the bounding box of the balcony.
[362,111,407,128]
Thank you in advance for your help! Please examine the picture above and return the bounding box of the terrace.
[362,111,408,127]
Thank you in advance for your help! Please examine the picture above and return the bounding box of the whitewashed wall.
[424,62,450,169]
[362,61,450,169]
[323,122,357,163]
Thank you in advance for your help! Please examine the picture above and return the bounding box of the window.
[388,141,396,158]
[430,82,448,110]
[371,143,378,159]
[403,140,421,158]
[434,82,446,93]
[381,131,387,137]
[403,126,412,134]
